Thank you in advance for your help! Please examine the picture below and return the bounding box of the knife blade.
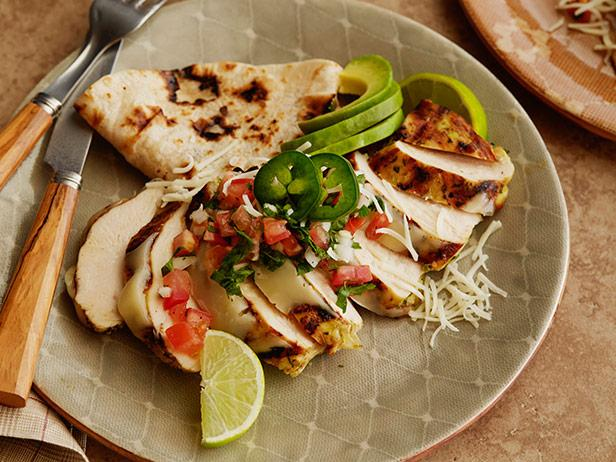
[0,42,122,408]
[45,41,122,182]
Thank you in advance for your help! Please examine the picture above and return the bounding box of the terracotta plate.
[460,0,616,141]
[0,0,569,460]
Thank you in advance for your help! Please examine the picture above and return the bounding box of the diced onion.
[158,286,172,298]
[190,204,209,224]
[304,248,320,267]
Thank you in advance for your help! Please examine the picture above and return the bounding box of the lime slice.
[399,72,488,138]
[200,330,265,448]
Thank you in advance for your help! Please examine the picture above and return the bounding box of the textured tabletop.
[0,0,614,461]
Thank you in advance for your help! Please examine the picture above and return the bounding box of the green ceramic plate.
[0,0,569,460]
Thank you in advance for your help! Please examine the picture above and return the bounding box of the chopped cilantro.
[295,259,313,276]
[357,205,371,217]
[259,245,287,272]
[356,174,366,185]
[211,231,254,296]
[292,225,328,259]
[352,242,361,249]
[335,283,376,310]
[161,257,174,276]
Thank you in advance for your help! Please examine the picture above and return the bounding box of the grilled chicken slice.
[253,260,362,353]
[66,188,163,332]
[399,99,496,161]
[369,140,514,215]
[350,230,424,317]
[354,153,481,269]
[117,233,157,340]
[141,203,202,372]
[190,262,324,377]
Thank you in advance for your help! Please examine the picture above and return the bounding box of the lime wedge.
[200,330,265,448]
[399,72,488,138]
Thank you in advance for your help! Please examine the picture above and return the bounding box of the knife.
[0,42,121,408]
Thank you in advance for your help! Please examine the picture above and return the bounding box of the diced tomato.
[215,210,236,237]
[331,265,373,288]
[203,229,227,245]
[280,235,303,257]
[232,206,261,237]
[365,212,391,240]
[345,215,368,235]
[218,178,255,210]
[162,270,191,309]
[186,307,212,336]
[201,244,231,274]
[172,229,199,256]
[309,223,329,249]
[167,302,187,323]
[165,322,203,356]
[263,217,291,245]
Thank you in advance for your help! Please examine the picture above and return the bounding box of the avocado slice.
[282,82,402,153]
[298,55,393,134]
[309,108,404,156]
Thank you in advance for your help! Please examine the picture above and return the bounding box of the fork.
[0,0,165,191]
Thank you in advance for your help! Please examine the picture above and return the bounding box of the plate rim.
[459,0,616,142]
[27,0,571,459]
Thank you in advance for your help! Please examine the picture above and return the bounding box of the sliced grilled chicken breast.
[399,99,496,161]
[354,153,481,269]
[67,188,163,332]
[369,141,514,215]
[143,203,201,372]
[190,262,324,377]
[350,230,424,317]
[253,260,362,353]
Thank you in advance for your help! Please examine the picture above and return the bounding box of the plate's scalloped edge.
[458,0,616,142]
[27,0,572,460]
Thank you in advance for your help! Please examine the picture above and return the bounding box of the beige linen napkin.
[0,392,88,462]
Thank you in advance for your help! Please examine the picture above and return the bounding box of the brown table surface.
[1,0,615,461]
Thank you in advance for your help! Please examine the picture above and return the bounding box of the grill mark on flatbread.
[75,60,342,180]
[298,94,335,121]
[160,65,220,106]
[234,79,268,103]
[192,113,238,141]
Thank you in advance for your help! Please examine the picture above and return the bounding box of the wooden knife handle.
[0,102,53,191]
[0,180,79,407]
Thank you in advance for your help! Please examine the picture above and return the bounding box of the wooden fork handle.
[0,102,54,191]
[0,179,79,407]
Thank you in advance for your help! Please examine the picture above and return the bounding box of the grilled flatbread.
[75,60,342,179]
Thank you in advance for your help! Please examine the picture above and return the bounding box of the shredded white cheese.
[296,141,312,153]
[375,226,419,261]
[264,203,277,213]
[172,154,195,174]
[553,0,616,66]
[146,140,239,204]
[359,184,384,214]
[408,220,507,348]
[221,169,257,195]
[242,194,263,217]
